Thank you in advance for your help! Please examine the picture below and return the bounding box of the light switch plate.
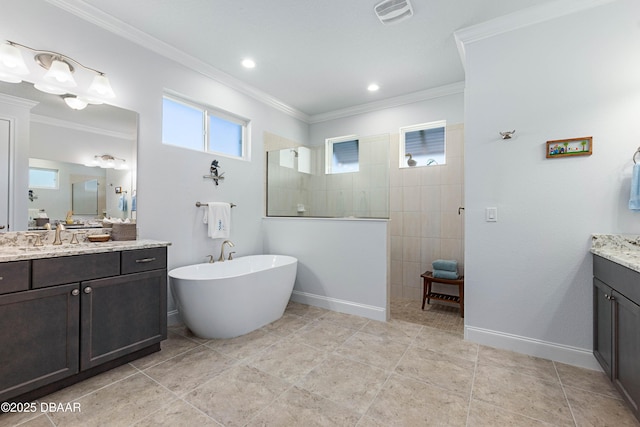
[486,207,498,222]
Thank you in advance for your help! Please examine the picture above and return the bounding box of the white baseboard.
[465,325,602,371]
[167,309,182,327]
[291,290,387,322]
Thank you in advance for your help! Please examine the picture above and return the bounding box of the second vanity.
[591,235,640,422]
[0,231,170,403]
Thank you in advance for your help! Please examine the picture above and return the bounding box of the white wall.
[1,0,308,323]
[462,0,640,368]
[263,217,389,321]
[309,93,464,145]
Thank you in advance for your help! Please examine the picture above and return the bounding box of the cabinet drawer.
[593,255,640,304]
[0,261,30,295]
[32,252,120,289]
[121,247,167,274]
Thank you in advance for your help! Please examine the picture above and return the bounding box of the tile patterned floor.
[1,300,638,427]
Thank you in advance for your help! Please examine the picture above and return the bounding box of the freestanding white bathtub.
[168,255,297,339]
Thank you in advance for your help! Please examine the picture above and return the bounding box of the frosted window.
[399,120,446,168]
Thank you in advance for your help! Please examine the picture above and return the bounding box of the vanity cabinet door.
[593,278,613,377]
[613,290,640,413]
[80,270,167,370]
[0,283,80,401]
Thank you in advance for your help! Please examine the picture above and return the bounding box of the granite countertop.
[0,232,170,262]
[591,234,640,273]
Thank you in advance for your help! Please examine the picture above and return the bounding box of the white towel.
[202,202,231,239]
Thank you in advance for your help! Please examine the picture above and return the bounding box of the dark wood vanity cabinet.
[593,255,640,420]
[0,283,80,400]
[0,246,167,402]
[81,269,166,370]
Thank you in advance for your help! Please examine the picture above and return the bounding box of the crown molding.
[43,1,464,125]
[31,113,137,140]
[45,0,311,123]
[455,0,618,69]
[0,93,39,110]
[308,81,465,124]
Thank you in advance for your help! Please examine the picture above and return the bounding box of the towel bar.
[195,202,236,208]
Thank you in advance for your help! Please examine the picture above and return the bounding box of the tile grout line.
[135,366,225,426]
[553,361,579,427]
[355,324,426,425]
[464,341,480,427]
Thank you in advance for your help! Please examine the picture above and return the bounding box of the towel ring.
[634,147,640,164]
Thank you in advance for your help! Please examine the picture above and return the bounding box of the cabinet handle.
[609,295,615,301]
[0,277,3,281]
[71,289,79,296]
[83,286,92,294]
[135,257,156,263]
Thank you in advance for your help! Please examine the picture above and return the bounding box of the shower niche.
[266,133,390,218]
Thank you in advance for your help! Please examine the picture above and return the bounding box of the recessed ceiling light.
[367,83,380,92]
[242,58,256,69]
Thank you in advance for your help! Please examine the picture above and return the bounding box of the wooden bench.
[421,271,464,318]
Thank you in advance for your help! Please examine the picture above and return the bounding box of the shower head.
[405,153,417,167]
[290,149,298,157]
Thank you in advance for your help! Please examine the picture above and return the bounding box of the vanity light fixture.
[0,40,116,108]
[88,154,127,169]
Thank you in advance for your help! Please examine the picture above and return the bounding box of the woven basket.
[111,223,136,241]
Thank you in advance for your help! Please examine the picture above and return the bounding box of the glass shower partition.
[266,133,389,218]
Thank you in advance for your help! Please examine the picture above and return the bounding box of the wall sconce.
[87,154,127,170]
[0,40,116,108]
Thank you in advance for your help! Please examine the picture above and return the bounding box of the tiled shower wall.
[389,123,465,301]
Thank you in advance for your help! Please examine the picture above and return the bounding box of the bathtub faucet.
[218,240,235,262]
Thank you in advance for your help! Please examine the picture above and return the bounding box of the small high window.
[399,120,446,168]
[162,95,249,160]
[325,135,359,174]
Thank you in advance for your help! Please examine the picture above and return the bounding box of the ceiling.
[63,0,556,117]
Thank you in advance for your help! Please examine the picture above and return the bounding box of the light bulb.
[87,74,115,99]
[43,59,77,88]
[34,82,66,95]
[0,71,22,83]
[242,58,256,69]
[0,43,29,76]
[63,95,88,110]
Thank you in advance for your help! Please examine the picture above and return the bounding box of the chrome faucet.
[53,223,65,245]
[218,240,234,262]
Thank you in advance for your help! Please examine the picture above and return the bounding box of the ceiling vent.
[374,0,413,25]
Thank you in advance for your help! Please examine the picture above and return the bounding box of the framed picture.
[546,136,592,159]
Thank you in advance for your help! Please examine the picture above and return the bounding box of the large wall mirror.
[0,81,137,231]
